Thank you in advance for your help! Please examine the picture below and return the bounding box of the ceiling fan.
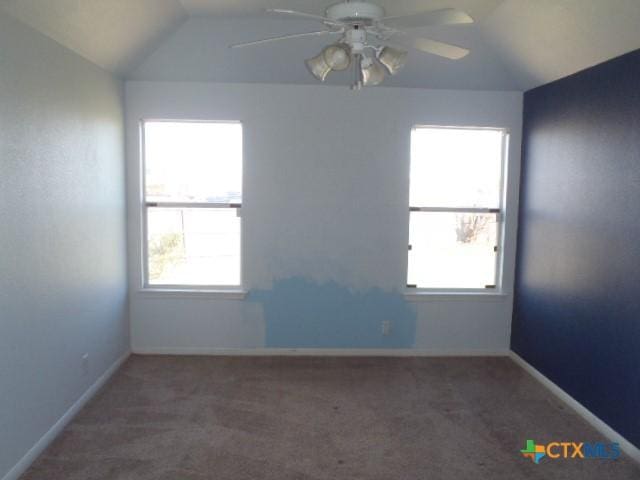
[230,1,474,89]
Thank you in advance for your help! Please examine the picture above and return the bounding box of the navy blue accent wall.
[512,49,640,448]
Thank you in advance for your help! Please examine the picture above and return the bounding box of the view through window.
[408,126,506,289]
[142,121,242,287]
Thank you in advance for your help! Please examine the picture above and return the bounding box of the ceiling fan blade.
[267,8,345,27]
[387,34,470,60]
[229,30,341,49]
[381,8,473,30]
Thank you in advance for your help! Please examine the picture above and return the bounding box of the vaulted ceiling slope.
[0,0,188,74]
[1,0,639,90]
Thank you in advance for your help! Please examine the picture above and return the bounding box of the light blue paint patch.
[248,277,417,348]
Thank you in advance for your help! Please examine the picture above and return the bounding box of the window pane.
[410,128,503,208]
[144,121,242,203]
[147,208,240,286]
[408,212,497,289]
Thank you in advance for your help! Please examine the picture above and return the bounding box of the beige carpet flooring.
[20,355,640,479]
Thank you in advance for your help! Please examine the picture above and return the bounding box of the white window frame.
[139,119,244,292]
[406,125,509,294]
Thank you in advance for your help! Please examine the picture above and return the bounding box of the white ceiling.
[0,0,188,74]
[481,0,640,88]
[129,16,521,90]
[1,0,639,90]
[177,0,503,19]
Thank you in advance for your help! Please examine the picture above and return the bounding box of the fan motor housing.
[325,1,385,24]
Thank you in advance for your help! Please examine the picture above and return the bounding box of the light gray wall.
[0,12,128,479]
[126,81,522,354]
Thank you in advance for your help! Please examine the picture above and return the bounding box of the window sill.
[137,288,247,300]
[404,291,508,302]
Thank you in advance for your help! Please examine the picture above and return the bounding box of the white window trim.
[137,288,247,299]
[139,119,244,293]
[406,125,510,294]
[404,291,508,302]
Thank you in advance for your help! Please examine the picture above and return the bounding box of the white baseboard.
[132,346,509,357]
[510,351,640,464]
[1,351,131,480]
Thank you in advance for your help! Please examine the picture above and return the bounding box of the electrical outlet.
[81,353,89,375]
[381,320,392,336]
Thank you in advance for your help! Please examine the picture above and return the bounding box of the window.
[141,120,242,288]
[407,126,507,290]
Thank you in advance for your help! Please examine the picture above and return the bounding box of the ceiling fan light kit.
[360,56,386,86]
[378,47,408,76]
[231,1,474,89]
[306,42,354,81]
[305,52,333,81]
[322,43,352,71]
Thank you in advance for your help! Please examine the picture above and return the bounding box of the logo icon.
[521,440,546,464]
[520,440,621,463]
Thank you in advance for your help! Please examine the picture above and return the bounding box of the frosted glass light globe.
[322,44,351,71]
